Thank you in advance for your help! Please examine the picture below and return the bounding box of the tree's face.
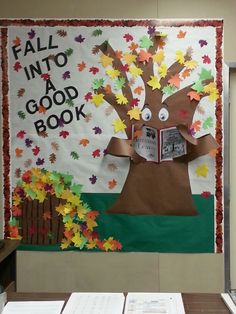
[139,92,198,130]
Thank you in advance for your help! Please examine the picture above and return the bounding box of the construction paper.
[0,19,223,253]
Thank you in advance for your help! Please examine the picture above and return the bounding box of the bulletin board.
[0,19,224,253]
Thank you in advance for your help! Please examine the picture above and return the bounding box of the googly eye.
[141,108,152,121]
[158,108,169,121]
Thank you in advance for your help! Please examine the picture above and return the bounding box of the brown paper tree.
[93,33,218,216]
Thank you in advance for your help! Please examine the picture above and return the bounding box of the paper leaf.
[147,76,161,90]
[114,77,126,90]
[139,35,153,49]
[184,59,198,70]
[158,64,168,78]
[191,120,202,132]
[182,68,191,79]
[203,117,213,129]
[162,85,177,95]
[199,68,213,80]
[129,66,143,77]
[91,93,104,107]
[108,179,117,189]
[202,55,211,64]
[175,50,185,64]
[177,30,186,38]
[100,54,113,67]
[187,91,201,101]
[15,148,23,157]
[112,118,127,133]
[106,68,120,79]
[192,80,204,93]
[195,163,209,177]
[92,78,104,90]
[208,90,219,101]
[127,107,141,120]
[138,49,152,62]
[123,52,137,65]
[168,74,181,88]
[71,184,82,196]
[134,86,144,95]
[115,93,128,105]
[80,138,90,147]
[152,50,164,65]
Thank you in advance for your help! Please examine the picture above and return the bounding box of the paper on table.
[2,300,65,314]
[62,292,125,314]
[124,293,185,314]
[221,293,236,314]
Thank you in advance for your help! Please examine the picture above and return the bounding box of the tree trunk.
[106,160,197,216]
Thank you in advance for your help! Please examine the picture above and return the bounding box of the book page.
[124,293,185,314]
[62,292,125,314]
[160,127,187,162]
[132,126,158,162]
[2,301,65,314]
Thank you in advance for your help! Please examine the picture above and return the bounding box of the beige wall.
[1,0,236,292]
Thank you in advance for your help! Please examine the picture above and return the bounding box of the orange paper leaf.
[38,105,47,114]
[182,68,191,79]
[177,30,186,39]
[138,50,152,63]
[104,84,112,94]
[15,148,23,157]
[79,138,90,147]
[115,50,123,59]
[134,86,144,95]
[187,91,201,101]
[13,36,21,46]
[168,74,181,88]
[108,179,117,190]
[129,42,139,51]
[77,61,86,71]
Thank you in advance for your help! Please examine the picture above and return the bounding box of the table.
[6,292,231,313]
[0,240,20,292]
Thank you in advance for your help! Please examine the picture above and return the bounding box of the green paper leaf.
[162,85,177,95]
[54,183,63,196]
[63,214,71,223]
[70,151,79,160]
[192,80,204,93]
[92,29,103,37]
[139,36,153,49]
[203,116,213,129]
[66,99,75,107]
[92,78,104,90]
[199,68,213,81]
[79,235,88,249]
[26,188,37,200]
[65,48,73,56]
[18,111,26,120]
[61,174,73,186]
[9,217,18,226]
[71,184,82,196]
[49,171,61,183]
[114,77,126,90]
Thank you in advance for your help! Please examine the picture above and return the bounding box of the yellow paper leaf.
[100,54,113,67]
[152,50,164,65]
[77,206,87,219]
[203,82,217,94]
[61,189,73,200]
[123,52,137,65]
[106,68,120,79]
[158,64,167,78]
[68,194,81,207]
[195,163,209,177]
[86,218,98,231]
[147,75,161,90]
[112,118,127,133]
[12,194,22,206]
[56,203,66,216]
[64,206,73,214]
[127,107,141,120]
[71,232,82,247]
[115,93,128,105]
[208,91,219,101]
[175,50,185,64]
[60,238,71,250]
[103,237,114,251]
[91,93,104,107]
[86,240,97,250]
[129,66,143,77]
[64,218,74,230]
[184,59,198,70]
[36,190,46,203]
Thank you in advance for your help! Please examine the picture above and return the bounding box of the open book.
[132,125,187,162]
